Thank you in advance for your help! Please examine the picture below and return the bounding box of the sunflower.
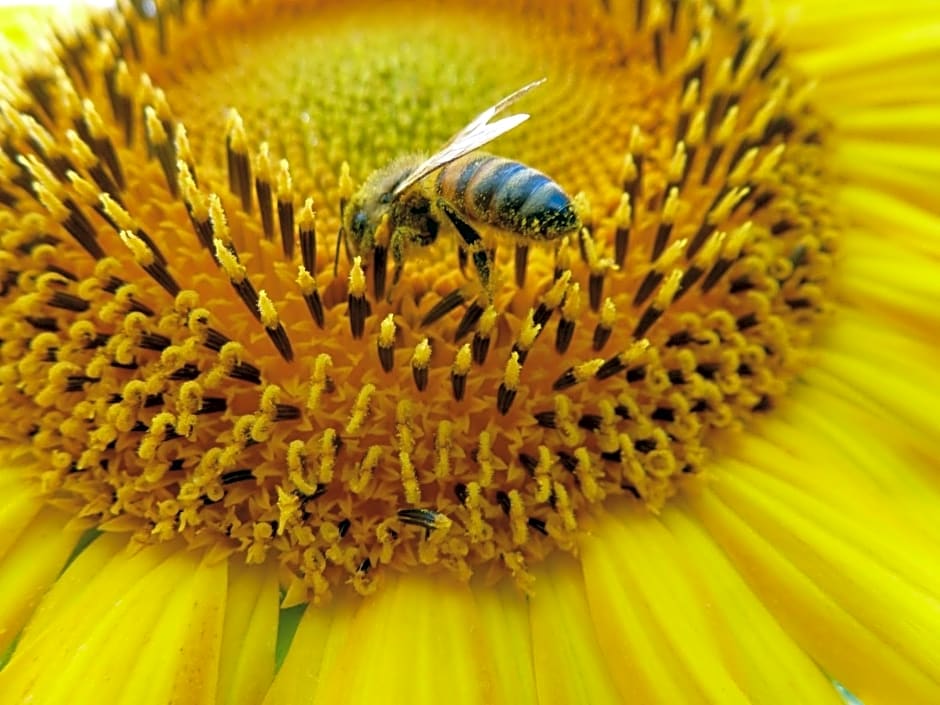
[0,0,937,703]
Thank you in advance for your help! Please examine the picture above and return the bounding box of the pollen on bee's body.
[0,0,835,601]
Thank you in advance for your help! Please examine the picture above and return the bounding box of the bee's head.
[343,155,423,255]
[344,186,391,256]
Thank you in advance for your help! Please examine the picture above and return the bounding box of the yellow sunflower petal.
[261,592,356,705]
[796,23,940,81]
[119,553,228,705]
[0,538,184,702]
[834,141,939,207]
[0,504,82,655]
[475,581,539,704]
[840,233,940,333]
[0,532,235,705]
[838,105,940,143]
[581,506,750,704]
[837,186,940,256]
[811,344,940,443]
[217,562,279,705]
[311,574,501,705]
[741,397,940,543]
[8,532,169,656]
[660,506,846,703]
[0,481,41,562]
[529,557,622,705]
[692,467,940,704]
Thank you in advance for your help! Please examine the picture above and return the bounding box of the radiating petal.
[529,557,622,705]
[0,504,82,655]
[840,233,940,336]
[581,506,750,704]
[837,185,940,255]
[475,580,539,704]
[660,507,846,704]
[261,593,355,705]
[692,463,940,704]
[0,535,232,704]
[309,574,502,705]
[217,562,279,705]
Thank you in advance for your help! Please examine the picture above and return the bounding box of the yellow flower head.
[1,1,938,704]
[0,0,836,603]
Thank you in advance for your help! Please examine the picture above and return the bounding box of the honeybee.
[337,78,581,299]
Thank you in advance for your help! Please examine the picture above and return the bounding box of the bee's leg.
[387,230,407,302]
[439,201,493,299]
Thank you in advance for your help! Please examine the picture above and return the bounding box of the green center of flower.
[0,0,836,602]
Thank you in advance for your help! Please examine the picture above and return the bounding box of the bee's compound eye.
[351,210,368,237]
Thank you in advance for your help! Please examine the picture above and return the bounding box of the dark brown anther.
[496,384,517,416]
[277,197,294,259]
[592,323,612,352]
[421,289,465,328]
[496,491,511,514]
[652,29,664,73]
[372,245,388,300]
[595,355,627,380]
[454,301,484,342]
[527,517,548,535]
[265,323,294,362]
[143,259,180,296]
[303,289,325,329]
[378,343,394,373]
[702,145,724,184]
[451,368,467,401]
[514,243,529,288]
[533,411,556,429]
[518,453,539,475]
[555,317,575,354]
[673,266,704,301]
[706,92,728,137]
[685,222,716,260]
[348,293,370,340]
[61,200,105,259]
[48,291,90,312]
[588,272,605,312]
[633,270,663,307]
[196,397,227,415]
[552,367,578,391]
[230,361,262,385]
[701,257,735,293]
[225,112,252,213]
[633,304,664,338]
[232,278,261,322]
[450,343,471,402]
[256,176,274,239]
[471,330,491,365]
[615,222,630,267]
[411,339,431,392]
[652,222,674,262]
[88,121,118,182]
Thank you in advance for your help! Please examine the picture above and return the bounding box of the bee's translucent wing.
[391,78,546,198]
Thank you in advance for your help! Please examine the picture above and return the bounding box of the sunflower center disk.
[0,0,836,601]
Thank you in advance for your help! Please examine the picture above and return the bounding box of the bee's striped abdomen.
[436,154,579,240]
